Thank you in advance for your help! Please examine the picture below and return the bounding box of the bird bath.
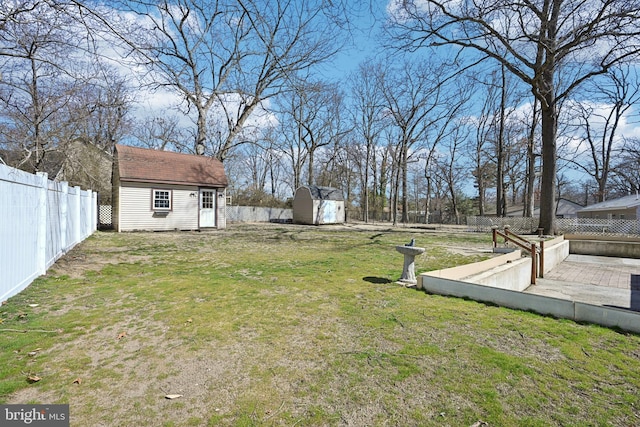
[396,245,426,286]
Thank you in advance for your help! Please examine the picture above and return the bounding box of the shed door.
[199,189,216,227]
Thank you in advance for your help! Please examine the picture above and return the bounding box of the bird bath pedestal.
[395,245,426,286]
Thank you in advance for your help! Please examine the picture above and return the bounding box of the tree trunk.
[425,175,432,224]
[364,142,371,222]
[539,101,557,234]
[477,175,485,216]
[392,153,401,226]
[597,176,607,202]
[307,149,315,186]
[496,65,506,217]
[401,140,409,223]
[525,99,538,217]
[195,105,207,155]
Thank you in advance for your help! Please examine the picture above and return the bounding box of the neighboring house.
[577,194,640,220]
[293,185,345,225]
[507,198,583,218]
[553,198,584,218]
[57,140,113,204]
[112,144,228,232]
[1,140,112,203]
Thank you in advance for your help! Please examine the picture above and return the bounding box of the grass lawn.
[1,223,639,426]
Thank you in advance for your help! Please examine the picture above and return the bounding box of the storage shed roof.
[115,144,227,187]
[303,185,344,201]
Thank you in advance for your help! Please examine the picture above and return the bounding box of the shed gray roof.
[579,194,640,212]
[555,199,584,216]
[302,185,344,201]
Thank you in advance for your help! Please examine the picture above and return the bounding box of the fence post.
[74,186,81,246]
[539,240,544,278]
[491,225,498,248]
[504,225,511,247]
[36,172,48,275]
[84,190,92,237]
[530,242,537,285]
[92,191,98,232]
[60,181,68,252]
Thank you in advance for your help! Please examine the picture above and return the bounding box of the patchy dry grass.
[1,223,639,426]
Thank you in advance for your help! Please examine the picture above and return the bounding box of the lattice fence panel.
[466,216,538,233]
[556,218,640,236]
[467,216,640,236]
[98,205,112,229]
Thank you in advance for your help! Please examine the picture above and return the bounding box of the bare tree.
[468,75,498,217]
[278,79,346,188]
[315,110,351,190]
[470,65,520,217]
[437,120,469,224]
[467,67,535,217]
[0,1,136,204]
[378,59,457,224]
[566,66,640,202]
[349,59,386,222]
[389,0,640,234]
[523,98,541,217]
[71,65,133,154]
[0,1,45,51]
[279,101,308,192]
[611,138,640,196]
[133,115,188,152]
[0,1,88,172]
[101,0,347,160]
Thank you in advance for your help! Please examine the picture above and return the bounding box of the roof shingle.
[115,144,227,187]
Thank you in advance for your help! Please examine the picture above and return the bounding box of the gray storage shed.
[293,185,345,225]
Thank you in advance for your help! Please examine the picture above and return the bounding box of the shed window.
[201,191,214,209]
[153,189,172,211]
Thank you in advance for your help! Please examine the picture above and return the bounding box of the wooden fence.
[1,164,97,302]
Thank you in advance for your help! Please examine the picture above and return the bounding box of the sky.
[317,5,386,81]
[96,0,640,198]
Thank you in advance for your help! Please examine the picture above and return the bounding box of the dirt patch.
[48,250,152,280]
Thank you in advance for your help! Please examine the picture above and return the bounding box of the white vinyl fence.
[1,164,97,302]
[226,206,293,223]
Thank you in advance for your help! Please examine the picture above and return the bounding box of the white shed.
[112,144,228,232]
[293,185,345,225]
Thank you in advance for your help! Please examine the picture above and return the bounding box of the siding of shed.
[118,182,199,231]
[216,188,226,229]
[316,199,344,224]
[293,188,314,224]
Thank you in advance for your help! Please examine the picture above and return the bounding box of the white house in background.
[112,144,228,232]
[293,185,345,225]
[577,194,640,220]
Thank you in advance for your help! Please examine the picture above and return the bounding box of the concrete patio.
[526,254,640,312]
[419,238,640,334]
